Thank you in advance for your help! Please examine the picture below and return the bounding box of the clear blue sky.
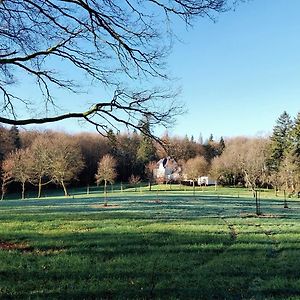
[24,0,300,140]
[166,0,300,141]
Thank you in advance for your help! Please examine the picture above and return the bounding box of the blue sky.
[22,0,300,140]
[166,0,300,141]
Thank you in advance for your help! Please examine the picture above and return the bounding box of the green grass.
[0,187,300,299]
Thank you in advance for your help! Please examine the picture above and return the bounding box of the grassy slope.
[0,187,300,299]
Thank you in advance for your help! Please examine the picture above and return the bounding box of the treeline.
[1,110,299,199]
[210,111,300,196]
[0,126,224,198]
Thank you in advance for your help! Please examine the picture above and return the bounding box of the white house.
[154,157,181,182]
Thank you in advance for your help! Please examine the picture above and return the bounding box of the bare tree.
[1,156,14,200]
[129,174,141,192]
[7,148,32,199]
[184,155,209,195]
[210,138,243,186]
[278,154,299,197]
[29,135,53,198]
[0,0,239,137]
[95,154,117,205]
[237,138,270,196]
[48,135,84,196]
[145,161,157,191]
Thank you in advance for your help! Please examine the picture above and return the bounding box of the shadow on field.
[1,194,299,221]
[1,195,300,298]
[1,222,300,299]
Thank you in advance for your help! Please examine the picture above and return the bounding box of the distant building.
[154,157,181,182]
[181,175,216,186]
[197,176,216,186]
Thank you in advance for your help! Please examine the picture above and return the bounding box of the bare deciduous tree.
[48,135,84,196]
[29,135,53,198]
[211,137,270,194]
[145,161,157,191]
[129,174,141,192]
[1,156,14,200]
[0,0,239,137]
[236,138,270,196]
[278,154,299,197]
[184,155,209,195]
[7,148,33,199]
[95,154,117,205]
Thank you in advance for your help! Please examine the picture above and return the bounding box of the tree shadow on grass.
[1,196,300,298]
[1,224,300,299]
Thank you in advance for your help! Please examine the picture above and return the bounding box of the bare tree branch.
[0,0,241,135]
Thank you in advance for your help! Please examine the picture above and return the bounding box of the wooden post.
[193,180,195,198]
[284,190,288,208]
[255,190,261,215]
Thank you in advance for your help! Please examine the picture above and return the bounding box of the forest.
[0,111,299,199]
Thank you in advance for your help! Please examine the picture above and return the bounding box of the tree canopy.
[0,0,239,137]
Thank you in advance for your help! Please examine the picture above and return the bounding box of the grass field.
[0,186,300,299]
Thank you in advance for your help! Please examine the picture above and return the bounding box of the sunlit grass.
[0,188,300,298]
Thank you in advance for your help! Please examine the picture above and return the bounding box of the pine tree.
[269,111,293,171]
[291,112,300,158]
[9,126,21,149]
[218,136,226,155]
[107,129,117,151]
[287,112,300,192]
[136,119,157,164]
[0,126,14,162]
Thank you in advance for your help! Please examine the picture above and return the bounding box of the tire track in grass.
[242,219,281,259]
[253,222,280,259]
[244,219,281,299]
[219,213,238,244]
[146,213,238,298]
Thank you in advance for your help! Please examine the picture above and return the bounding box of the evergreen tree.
[9,126,21,149]
[269,111,293,171]
[286,112,300,192]
[218,136,226,155]
[291,112,300,158]
[124,135,141,180]
[203,134,218,162]
[137,119,157,165]
[0,126,14,162]
[107,129,118,157]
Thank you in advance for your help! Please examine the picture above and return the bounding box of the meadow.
[0,185,300,299]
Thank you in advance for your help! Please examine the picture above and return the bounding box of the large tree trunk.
[61,180,68,196]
